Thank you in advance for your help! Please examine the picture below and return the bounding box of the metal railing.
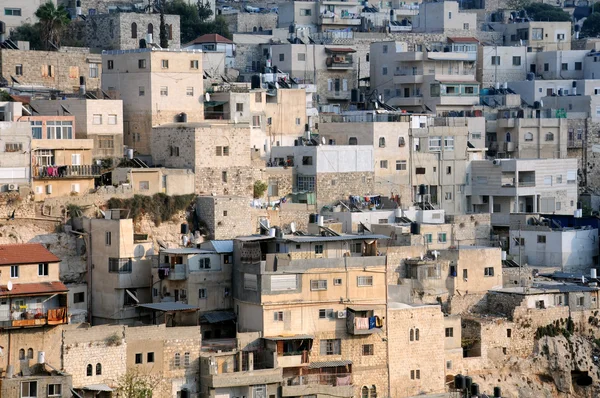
[518,181,535,187]
[33,165,101,178]
[286,373,353,387]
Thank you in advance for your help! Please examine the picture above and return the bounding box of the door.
[530,64,536,73]
[175,289,180,302]
[334,79,340,92]
[546,88,553,96]
[404,87,410,97]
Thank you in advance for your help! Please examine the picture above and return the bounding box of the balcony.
[278,351,309,367]
[282,374,353,398]
[326,91,352,100]
[33,165,102,179]
[0,306,68,328]
[320,15,362,25]
[388,96,423,107]
[327,59,354,69]
[436,96,480,106]
[393,70,424,84]
[157,263,187,281]
[346,308,382,335]
[396,52,424,62]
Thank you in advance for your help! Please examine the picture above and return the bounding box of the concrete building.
[0,47,102,93]
[508,221,598,272]
[222,11,278,34]
[85,12,181,51]
[233,232,390,398]
[412,0,477,33]
[501,21,572,51]
[1,0,56,33]
[195,196,255,240]
[151,122,253,197]
[0,103,32,191]
[467,158,579,225]
[370,39,481,114]
[491,116,567,159]
[29,98,124,162]
[184,33,235,68]
[318,0,362,31]
[101,48,204,157]
[84,209,154,325]
[270,144,375,208]
[477,46,528,87]
[111,167,195,195]
[278,1,319,32]
[0,367,73,398]
[507,78,600,105]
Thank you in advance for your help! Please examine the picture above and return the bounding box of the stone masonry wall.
[446,213,492,247]
[196,195,254,239]
[316,171,375,209]
[224,13,278,33]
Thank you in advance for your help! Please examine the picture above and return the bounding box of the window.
[184,352,190,366]
[507,329,512,338]
[147,352,154,363]
[349,137,358,145]
[5,8,22,16]
[189,60,200,71]
[199,258,211,269]
[273,311,284,321]
[21,381,37,397]
[544,63,549,72]
[170,146,179,156]
[160,86,168,96]
[30,121,43,139]
[4,142,22,153]
[424,234,432,243]
[537,235,547,244]
[410,329,414,341]
[447,360,453,369]
[383,45,388,53]
[86,364,93,376]
[429,136,442,151]
[382,66,388,75]
[136,180,149,191]
[524,132,534,142]
[174,353,181,367]
[300,8,311,15]
[513,56,521,66]
[445,327,453,337]
[532,28,543,40]
[464,23,469,29]
[139,86,145,96]
[135,353,143,364]
[92,114,102,125]
[314,244,324,254]
[222,171,228,183]
[74,292,85,303]
[320,339,341,355]
[96,363,102,375]
[578,296,585,306]
[557,175,563,184]
[444,136,454,150]
[357,276,373,286]
[106,114,118,125]
[438,233,447,243]
[311,279,328,290]
[334,278,342,285]
[379,137,386,148]
[445,192,452,201]
[380,160,388,169]
[48,384,61,397]
[448,11,452,18]
[363,344,374,355]
[105,231,112,246]
[567,170,577,184]
[319,308,333,319]
[575,62,582,70]
[298,53,306,61]
[14,64,24,77]
[87,63,99,80]
[162,59,169,69]
[277,53,285,62]
[545,132,554,141]
[38,263,48,276]
[410,369,421,379]
[416,167,426,175]
[107,60,114,70]
[27,348,33,359]
[398,137,406,147]
[138,59,146,69]
[10,265,18,278]
[109,258,132,273]
[484,267,494,276]
[236,103,244,112]
[199,288,207,299]
[562,63,568,71]
[396,160,407,171]
[544,176,552,186]
[491,56,500,65]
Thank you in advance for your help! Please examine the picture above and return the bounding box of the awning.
[137,302,198,312]
[201,311,236,324]
[209,240,234,253]
[204,100,228,107]
[0,281,68,298]
[325,47,356,54]
[82,384,113,392]
[264,334,314,341]
[309,360,352,369]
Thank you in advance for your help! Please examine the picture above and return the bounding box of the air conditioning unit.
[492,159,501,166]
[7,184,18,191]
[337,310,347,319]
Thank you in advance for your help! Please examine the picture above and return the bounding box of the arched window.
[27,348,33,359]
[379,137,386,148]
[399,137,406,147]
[505,132,511,142]
[96,363,102,375]
[86,364,92,376]
[415,328,420,341]
[370,385,377,398]
[168,24,173,40]
[524,132,534,142]
[131,22,137,39]
[361,386,369,398]
[148,23,154,35]
[253,26,257,32]
[19,349,25,360]
[545,132,554,141]
[258,26,263,32]
[349,137,358,145]
[409,329,414,341]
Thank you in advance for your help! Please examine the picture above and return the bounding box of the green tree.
[35,1,71,50]
[198,16,232,39]
[524,3,572,22]
[115,367,165,398]
[164,0,201,43]
[159,0,169,48]
[505,0,531,10]
[582,13,600,38]
[9,23,43,49]
[197,0,213,21]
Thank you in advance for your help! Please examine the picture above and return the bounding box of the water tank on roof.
[419,184,426,195]
[471,383,480,396]
[454,375,465,390]
[410,222,420,235]
[526,72,535,81]
[351,89,359,103]
[251,75,261,89]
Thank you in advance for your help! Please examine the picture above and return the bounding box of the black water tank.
[181,223,189,234]
[471,383,480,396]
[309,214,317,223]
[251,75,261,89]
[454,374,465,390]
[494,386,502,397]
[465,376,473,390]
[79,76,85,86]
[274,226,283,238]
[139,39,147,48]
[178,112,187,123]
[180,389,190,398]
[418,184,426,195]
[410,222,420,235]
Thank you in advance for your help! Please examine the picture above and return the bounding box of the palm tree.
[35,2,71,50]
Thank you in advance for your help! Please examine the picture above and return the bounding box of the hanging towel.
[369,316,376,329]
[375,316,383,328]
[336,376,352,386]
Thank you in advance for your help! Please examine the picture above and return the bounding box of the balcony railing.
[34,165,101,179]
[286,373,353,387]
[156,263,187,280]
[0,306,68,328]
[518,181,535,187]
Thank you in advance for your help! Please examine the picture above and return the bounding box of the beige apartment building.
[30,98,124,162]
[0,102,32,190]
[233,233,389,398]
[101,48,204,157]
[84,209,154,325]
[112,167,195,195]
[412,0,477,33]
[501,21,572,51]
[492,116,567,159]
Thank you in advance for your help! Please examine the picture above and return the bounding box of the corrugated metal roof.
[161,248,211,255]
[137,302,198,312]
[284,234,389,243]
[201,311,236,324]
[210,240,234,253]
[308,360,352,369]
[0,244,60,266]
[235,235,275,241]
[263,334,314,341]
[82,384,113,392]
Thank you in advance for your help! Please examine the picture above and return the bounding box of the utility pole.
[518,221,522,288]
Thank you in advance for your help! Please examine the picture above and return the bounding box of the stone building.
[112,167,195,195]
[196,196,255,240]
[0,102,32,191]
[499,21,572,51]
[85,12,181,51]
[151,122,254,196]
[30,98,124,162]
[0,47,102,93]
[222,12,278,34]
[101,48,204,157]
[412,0,477,33]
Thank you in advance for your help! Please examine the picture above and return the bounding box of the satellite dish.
[321,136,326,145]
[205,92,211,102]
[7,281,12,291]
[290,222,296,233]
